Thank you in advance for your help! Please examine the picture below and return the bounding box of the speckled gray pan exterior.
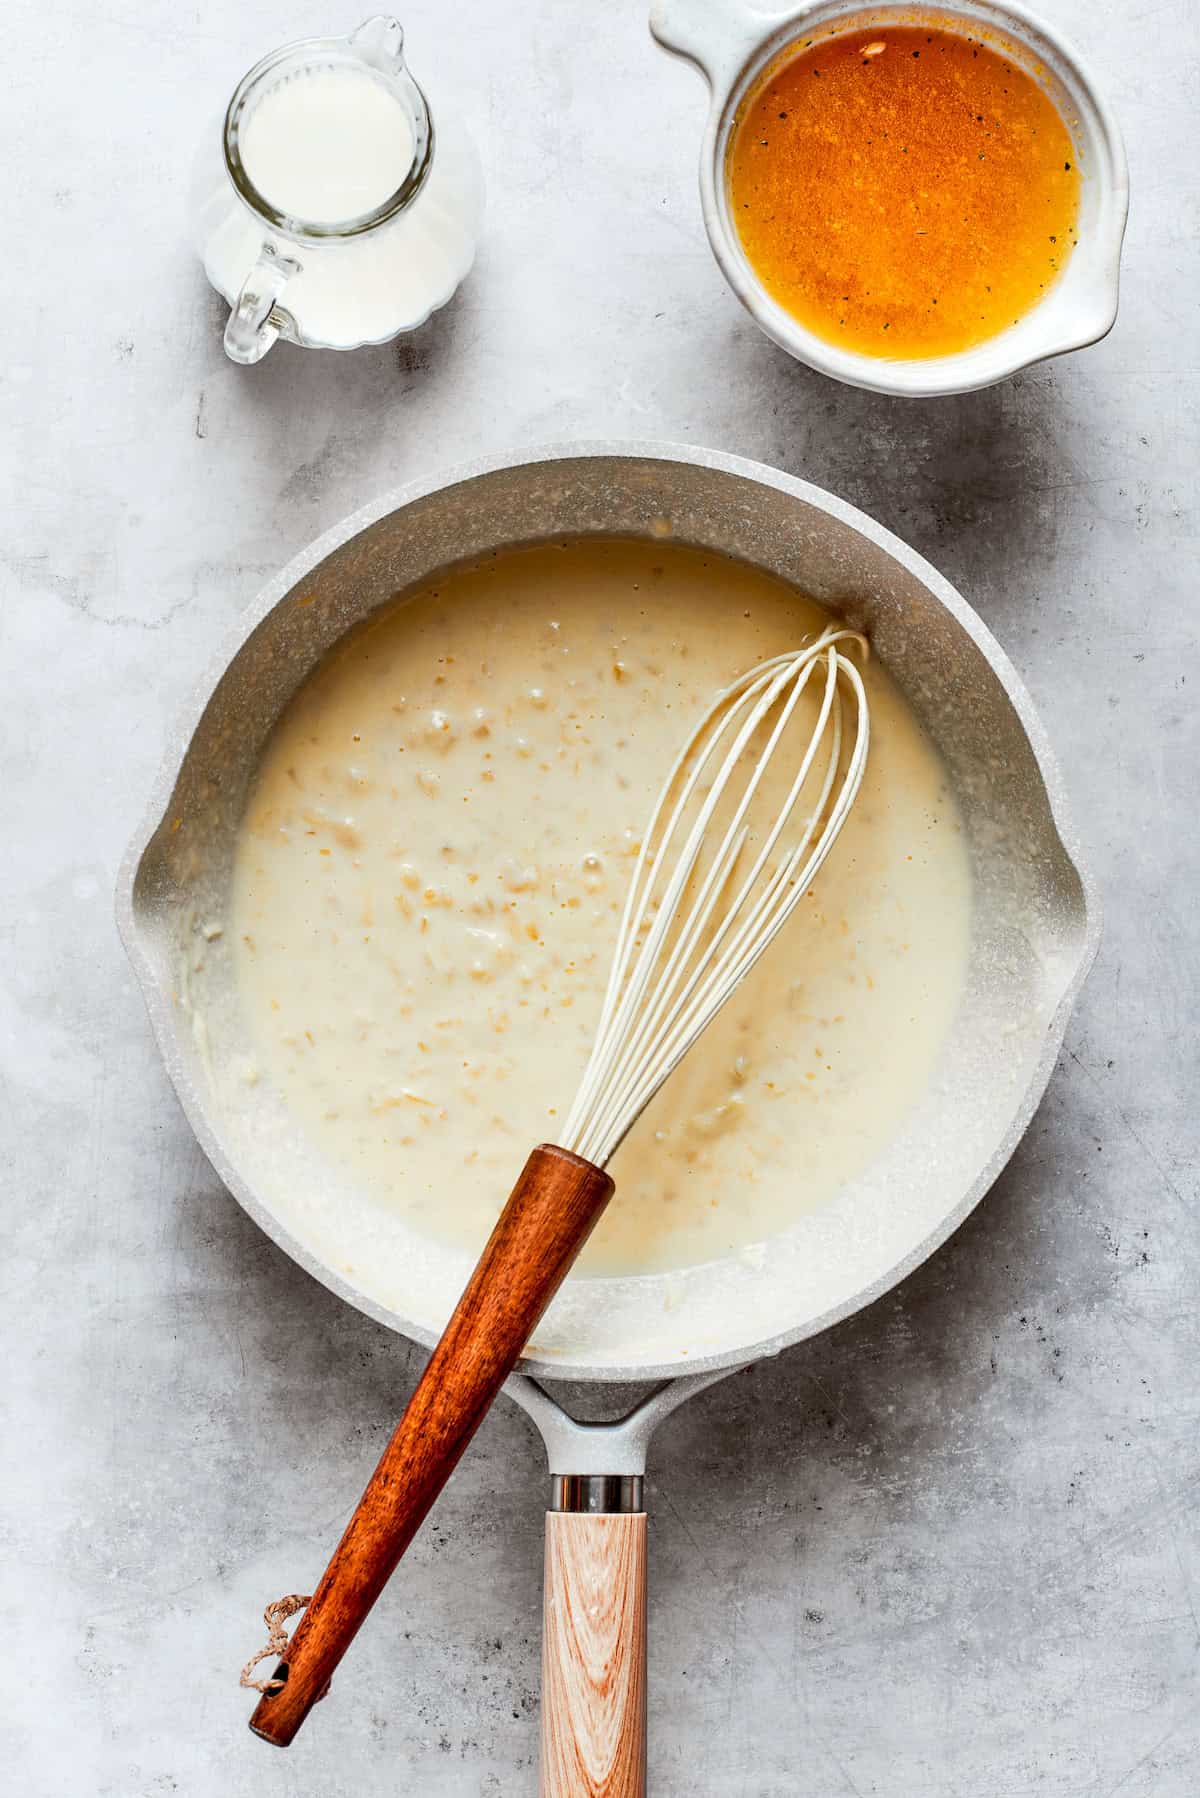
[116,443,1099,1383]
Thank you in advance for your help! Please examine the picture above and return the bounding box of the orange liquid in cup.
[727,25,1081,359]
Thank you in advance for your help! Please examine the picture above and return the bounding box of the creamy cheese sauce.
[230,540,971,1276]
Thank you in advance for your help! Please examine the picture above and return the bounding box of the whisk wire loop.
[561,628,870,1168]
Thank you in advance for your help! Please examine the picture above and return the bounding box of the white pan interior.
[120,445,1096,1380]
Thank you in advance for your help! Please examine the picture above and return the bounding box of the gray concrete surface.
[3,1,1197,1792]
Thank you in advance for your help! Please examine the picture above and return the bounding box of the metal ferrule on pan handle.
[551,1473,645,1513]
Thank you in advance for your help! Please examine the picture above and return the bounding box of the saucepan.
[117,444,1098,1791]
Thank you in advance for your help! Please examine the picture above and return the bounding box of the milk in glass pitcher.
[192,16,482,363]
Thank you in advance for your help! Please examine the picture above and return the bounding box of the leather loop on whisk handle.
[248,1144,614,1748]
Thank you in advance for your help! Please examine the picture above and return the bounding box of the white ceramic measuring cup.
[650,0,1129,396]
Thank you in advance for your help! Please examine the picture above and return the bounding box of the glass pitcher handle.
[224,242,301,365]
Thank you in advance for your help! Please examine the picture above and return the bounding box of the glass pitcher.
[192,16,482,364]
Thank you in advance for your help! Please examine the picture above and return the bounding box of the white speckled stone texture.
[2,2,1196,1793]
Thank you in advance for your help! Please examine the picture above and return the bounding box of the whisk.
[248,626,869,1746]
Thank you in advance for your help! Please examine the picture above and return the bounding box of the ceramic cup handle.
[224,241,301,365]
[649,0,794,90]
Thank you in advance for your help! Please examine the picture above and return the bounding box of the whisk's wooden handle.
[248,1143,614,1748]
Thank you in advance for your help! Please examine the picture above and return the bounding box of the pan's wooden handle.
[249,1143,614,1747]
[540,1512,647,1798]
